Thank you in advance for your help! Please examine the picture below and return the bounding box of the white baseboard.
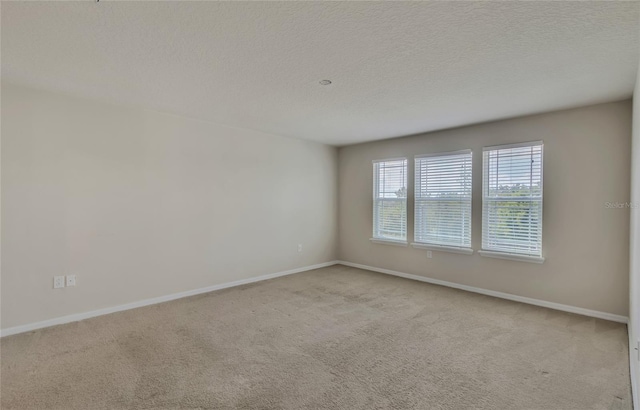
[2,259,628,335]
[338,261,629,324]
[0,260,339,338]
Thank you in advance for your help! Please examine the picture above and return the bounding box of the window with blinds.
[372,159,407,242]
[414,150,472,249]
[482,141,543,258]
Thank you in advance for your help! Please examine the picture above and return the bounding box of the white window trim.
[415,149,472,159]
[372,157,408,242]
[411,242,473,255]
[478,250,545,264]
[483,140,544,151]
[414,149,472,250]
[370,238,409,247]
[372,157,407,163]
[481,140,544,261]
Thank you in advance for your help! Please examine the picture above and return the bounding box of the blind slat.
[482,142,543,257]
[414,151,472,248]
[373,159,407,241]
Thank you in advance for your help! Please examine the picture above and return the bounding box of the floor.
[0,265,632,409]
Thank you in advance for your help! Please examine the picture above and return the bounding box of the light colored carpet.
[0,265,632,409]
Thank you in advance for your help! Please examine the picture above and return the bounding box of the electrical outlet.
[298,244,302,252]
[427,250,432,258]
[66,275,76,287]
[53,276,65,289]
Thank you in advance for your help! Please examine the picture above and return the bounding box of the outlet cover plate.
[66,275,76,287]
[53,276,65,289]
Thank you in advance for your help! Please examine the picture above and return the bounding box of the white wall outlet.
[427,250,433,258]
[53,276,65,289]
[297,244,303,252]
[66,275,76,287]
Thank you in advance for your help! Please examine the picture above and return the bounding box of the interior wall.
[630,64,640,402]
[338,101,632,316]
[1,83,338,330]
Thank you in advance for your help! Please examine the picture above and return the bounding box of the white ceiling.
[2,2,639,146]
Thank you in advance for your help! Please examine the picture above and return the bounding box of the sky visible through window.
[483,143,543,257]
[487,146,542,195]
[376,160,407,199]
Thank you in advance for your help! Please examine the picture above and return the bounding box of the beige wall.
[1,83,338,329]
[630,66,640,398]
[1,83,632,329]
[338,101,632,316]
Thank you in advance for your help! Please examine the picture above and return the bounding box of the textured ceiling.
[2,2,639,146]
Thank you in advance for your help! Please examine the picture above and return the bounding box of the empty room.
[2,1,640,409]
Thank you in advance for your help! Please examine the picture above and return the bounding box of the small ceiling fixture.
[319,80,332,85]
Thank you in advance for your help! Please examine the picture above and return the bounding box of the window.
[414,150,472,252]
[481,141,543,262]
[372,158,407,243]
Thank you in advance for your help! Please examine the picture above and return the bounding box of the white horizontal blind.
[482,142,543,257]
[373,159,407,241]
[414,150,472,248]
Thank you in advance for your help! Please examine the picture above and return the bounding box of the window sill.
[478,250,545,264]
[411,243,473,255]
[370,238,408,247]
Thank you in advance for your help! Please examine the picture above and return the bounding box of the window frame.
[371,157,408,245]
[412,150,473,254]
[480,141,544,263]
